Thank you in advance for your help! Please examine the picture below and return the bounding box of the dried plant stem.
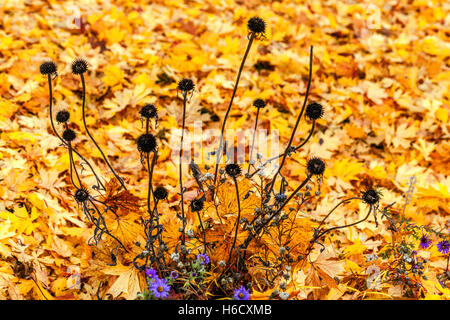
[266,46,313,195]
[46,75,105,191]
[196,210,207,254]
[179,91,188,249]
[247,107,260,174]
[79,74,127,190]
[213,33,256,192]
[226,176,242,267]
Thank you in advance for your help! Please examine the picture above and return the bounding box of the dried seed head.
[139,104,157,119]
[71,58,88,75]
[190,198,204,212]
[56,110,70,123]
[137,133,157,153]
[154,186,168,200]
[62,128,76,142]
[306,157,325,176]
[362,188,380,205]
[225,164,242,178]
[253,98,266,109]
[177,78,195,92]
[40,61,57,75]
[74,188,89,203]
[305,102,324,120]
[247,17,266,34]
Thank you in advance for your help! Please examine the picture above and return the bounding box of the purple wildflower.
[170,271,179,279]
[437,240,450,254]
[150,277,170,299]
[233,285,250,300]
[419,233,432,249]
[197,253,210,265]
[145,268,158,280]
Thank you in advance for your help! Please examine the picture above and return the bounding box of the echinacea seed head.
[305,102,324,120]
[71,58,88,75]
[139,104,157,119]
[154,186,168,200]
[225,164,241,178]
[40,61,57,75]
[247,17,266,35]
[177,78,195,92]
[137,133,157,153]
[253,98,266,109]
[190,198,204,212]
[74,188,89,203]
[306,157,325,176]
[62,128,76,142]
[56,110,70,123]
[362,189,380,205]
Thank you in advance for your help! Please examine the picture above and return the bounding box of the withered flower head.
[362,188,380,205]
[56,110,70,123]
[225,164,242,177]
[190,198,204,212]
[306,157,325,176]
[247,17,266,35]
[177,78,195,92]
[71,58,88,75]
[305,102,324,120]
[154,186,168,200]
[253,98,266,109]
[40,61,57,76]
[74,188,89,203]
[137,133,157,153]
[140,104,158,119]
[62,128,76,142]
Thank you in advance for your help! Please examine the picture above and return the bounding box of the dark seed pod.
[305,102,324,120]
[137,133,157,153]
[177,78,195,92]
[253,98,266,109]
[74,188,89,203]
[225,164,242,177]
[247,17,266,34]
[306,157,325,176]
[190,198,204,212]
[154,186,168,200]
[362,189,380,205]
[56,110,70,123]
[71,58,88,75]
[40,61,57,75]
[274,193,287,203]
[139,104,157,119]
[62,129,76,142]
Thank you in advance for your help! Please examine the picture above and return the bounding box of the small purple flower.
[197,253,210,265]
[419,233,432,249]
[145,268,158,280]
[170,271,179,279]
[437,240,450,254]
[233,285,250,300]
[150,278,171,299]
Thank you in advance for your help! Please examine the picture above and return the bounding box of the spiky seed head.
[140,104,157,119]
[177,78,195,92]
[306,157,325,176]
[225,164,242,177]
[62,128,76,142]
[305,102,324,120]
[362,189,380,205]
[253,98,266,109]
[74,188,89,203]
[154,186,168,200]
[136,133,157,153]
[190,198,204,212]
[56,110,70,123]
[40,61,57,75]
[247,17,266,34]
[71,58,88,75]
